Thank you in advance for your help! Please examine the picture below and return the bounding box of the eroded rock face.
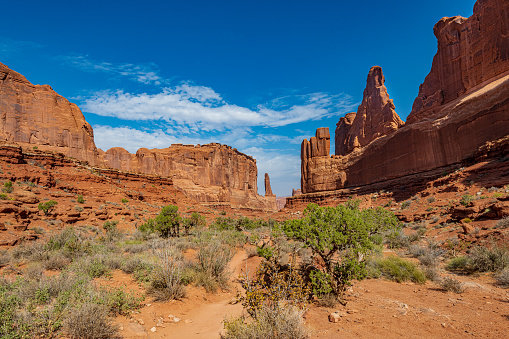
[302,0,509,194]
[408,0,509,123]
[100,144,276,210]
[335,66,404,156]
[0,63,100,165]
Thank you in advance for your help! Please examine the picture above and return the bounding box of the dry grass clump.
[467,245,509,272]
[222,304,310,339]
[495,217,509,229]
[194,240,233,292]
[495,267,509,287]
[439,277,464,294]
[63,302,120,339]
[148,247,186,301]
[367,256,427,284]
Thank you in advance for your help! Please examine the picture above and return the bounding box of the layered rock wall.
[0,63,100,165]
[301,0,509,194]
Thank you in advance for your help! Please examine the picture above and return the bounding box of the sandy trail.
[118,249,249,338]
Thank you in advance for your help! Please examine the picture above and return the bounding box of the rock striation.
[0,63,100,165]
[335,66,404,156]
[0,62,275,210]
[300,0,509,195]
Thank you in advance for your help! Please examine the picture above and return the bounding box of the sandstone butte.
[300,0,509,195]
[0,62,276,211]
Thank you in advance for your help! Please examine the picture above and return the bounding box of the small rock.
[146,303,151,307]
[174,317,181,323]
[150,327,157,333]
[184,319,193,324]
[329,311,345,323]
[119,325,124,331]
[137,319,144,325]
[346,309,358,314]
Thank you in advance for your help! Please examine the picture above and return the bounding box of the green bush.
[182,212,206,235]
[283,202,399,297]
[2,181,13,193]
[38,200,58,216]
[369,256,427,284]
[152,205,181,238]
[446,256,469,271]
[77,195,85,204]
[440,277,464,294]
[121,198,128,203]
[0,193,7,200]
[460,194,474,207]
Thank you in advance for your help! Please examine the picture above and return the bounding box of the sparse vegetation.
[460,194,474,207]
[440,277,464,294]
[38,200,58,215]
[367,256,427,284]
[77,195,85,204]
[2,180,13,193]
[283,202,399,298]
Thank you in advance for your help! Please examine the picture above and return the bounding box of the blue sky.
[1,0,476,196]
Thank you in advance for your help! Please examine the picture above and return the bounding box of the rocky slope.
[299,0,509,195]
[0,63,275,210]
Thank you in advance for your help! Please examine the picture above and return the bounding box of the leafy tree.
[38,200,58,216]
[154,205,181,238]
[283,202,399,300]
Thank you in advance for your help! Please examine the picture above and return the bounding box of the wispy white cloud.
[82,86,357,131]
[0,39,44,57]
[56,54,163,85]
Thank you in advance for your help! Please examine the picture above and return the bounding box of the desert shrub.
[385,228,418,249]
[123,242,149,254]
[401,201,411,210]
[148,248,186,300]
[440,277,464,294]
[467,245,509,272]
[424,267,441,281]
[283,202,399,298]
[75,205,84,212]
[446,256,469,271]
[46,227,91,259]
[71,255,110,278]
[194,240,233,292]
[44,252,71,270]
[0,250,10,267]
[121,255,154,282]
[0,193,7,200]
[222,304,310,339]
[495,217,509,229]
[427,196,436,203]
[495,267,509,287]
[182,212,206,235]
[77,195,85,204]
[63,302,120,339]
[369,256,426,284]
[237,255,310,317]
[121,198,128,203]
[38,200,58,215]
[2,180,13,193]
[460,194,474,207]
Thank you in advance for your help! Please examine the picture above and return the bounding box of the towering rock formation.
[264,173,274,197]
[299,0,509,195]
[335,66,404,156]
[408,0,509,124]
[0,63,100,165]
[0,62,276,210]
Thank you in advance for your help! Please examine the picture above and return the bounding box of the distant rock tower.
[264,173,275,197]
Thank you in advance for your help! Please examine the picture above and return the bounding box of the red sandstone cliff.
[408,0,509,124]
[0,62,275,211]
[335,66,404,156]
[0,62,100,165]
[301,0,509,194]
